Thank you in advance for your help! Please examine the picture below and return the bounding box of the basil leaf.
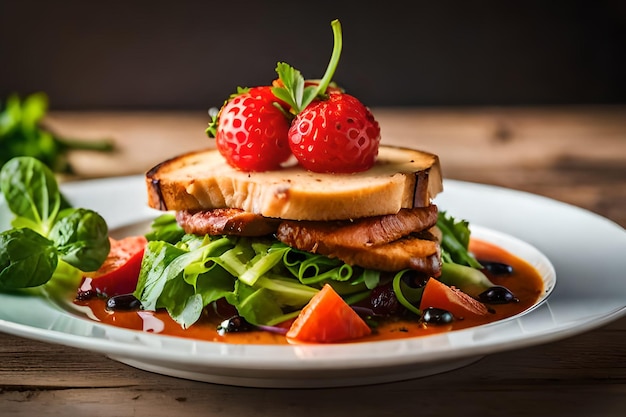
[49,208,110,272]
[0,228,58,290]
[0,156,60,234]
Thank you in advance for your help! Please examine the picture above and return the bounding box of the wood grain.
[1,106,625,416]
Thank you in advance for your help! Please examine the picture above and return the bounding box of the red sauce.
[73,239,545,344]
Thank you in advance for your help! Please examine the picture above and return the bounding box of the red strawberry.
[303,79,343,95]
[215,92,291,171]
[208,20,380,173]
[288,93,381,173]
[247,86,290,111]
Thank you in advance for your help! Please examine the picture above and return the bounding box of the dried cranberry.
[369,283,402,316]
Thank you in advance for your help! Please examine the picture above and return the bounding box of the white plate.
[0,176,624,388]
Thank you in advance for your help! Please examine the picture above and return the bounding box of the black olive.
[106,294,143,311]
[479,260,514,276]
[217,315,254,335]
[478,286,519,304]
[421,307,454,325]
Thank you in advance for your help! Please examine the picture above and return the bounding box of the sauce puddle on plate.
[74,239,545,344]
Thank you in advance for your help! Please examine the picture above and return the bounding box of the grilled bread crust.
[145,145,443,221]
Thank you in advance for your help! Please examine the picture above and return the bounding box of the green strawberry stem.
[313,19,343,101]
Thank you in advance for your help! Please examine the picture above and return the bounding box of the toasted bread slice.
[146,145,443,221]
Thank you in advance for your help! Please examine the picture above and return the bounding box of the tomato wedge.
[419,277,489,319]
[286,284,372,343]
[78,236,147,297]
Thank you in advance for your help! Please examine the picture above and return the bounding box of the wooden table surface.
[1,106,625,416]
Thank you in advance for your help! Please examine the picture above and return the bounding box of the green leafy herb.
[437,210,483,268]
[0,92,115,174]
[0,156,110,292]
[0,228,58,289]
[0,155,62,235]
[49,208,110,272]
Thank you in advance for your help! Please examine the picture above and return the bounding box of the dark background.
[1,0,624,110]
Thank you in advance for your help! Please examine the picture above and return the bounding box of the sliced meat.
[328,235,441,275]
[276,205,438,253]
[176,209,279,237]
[426,225,442,243]
[278,212,442,276]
